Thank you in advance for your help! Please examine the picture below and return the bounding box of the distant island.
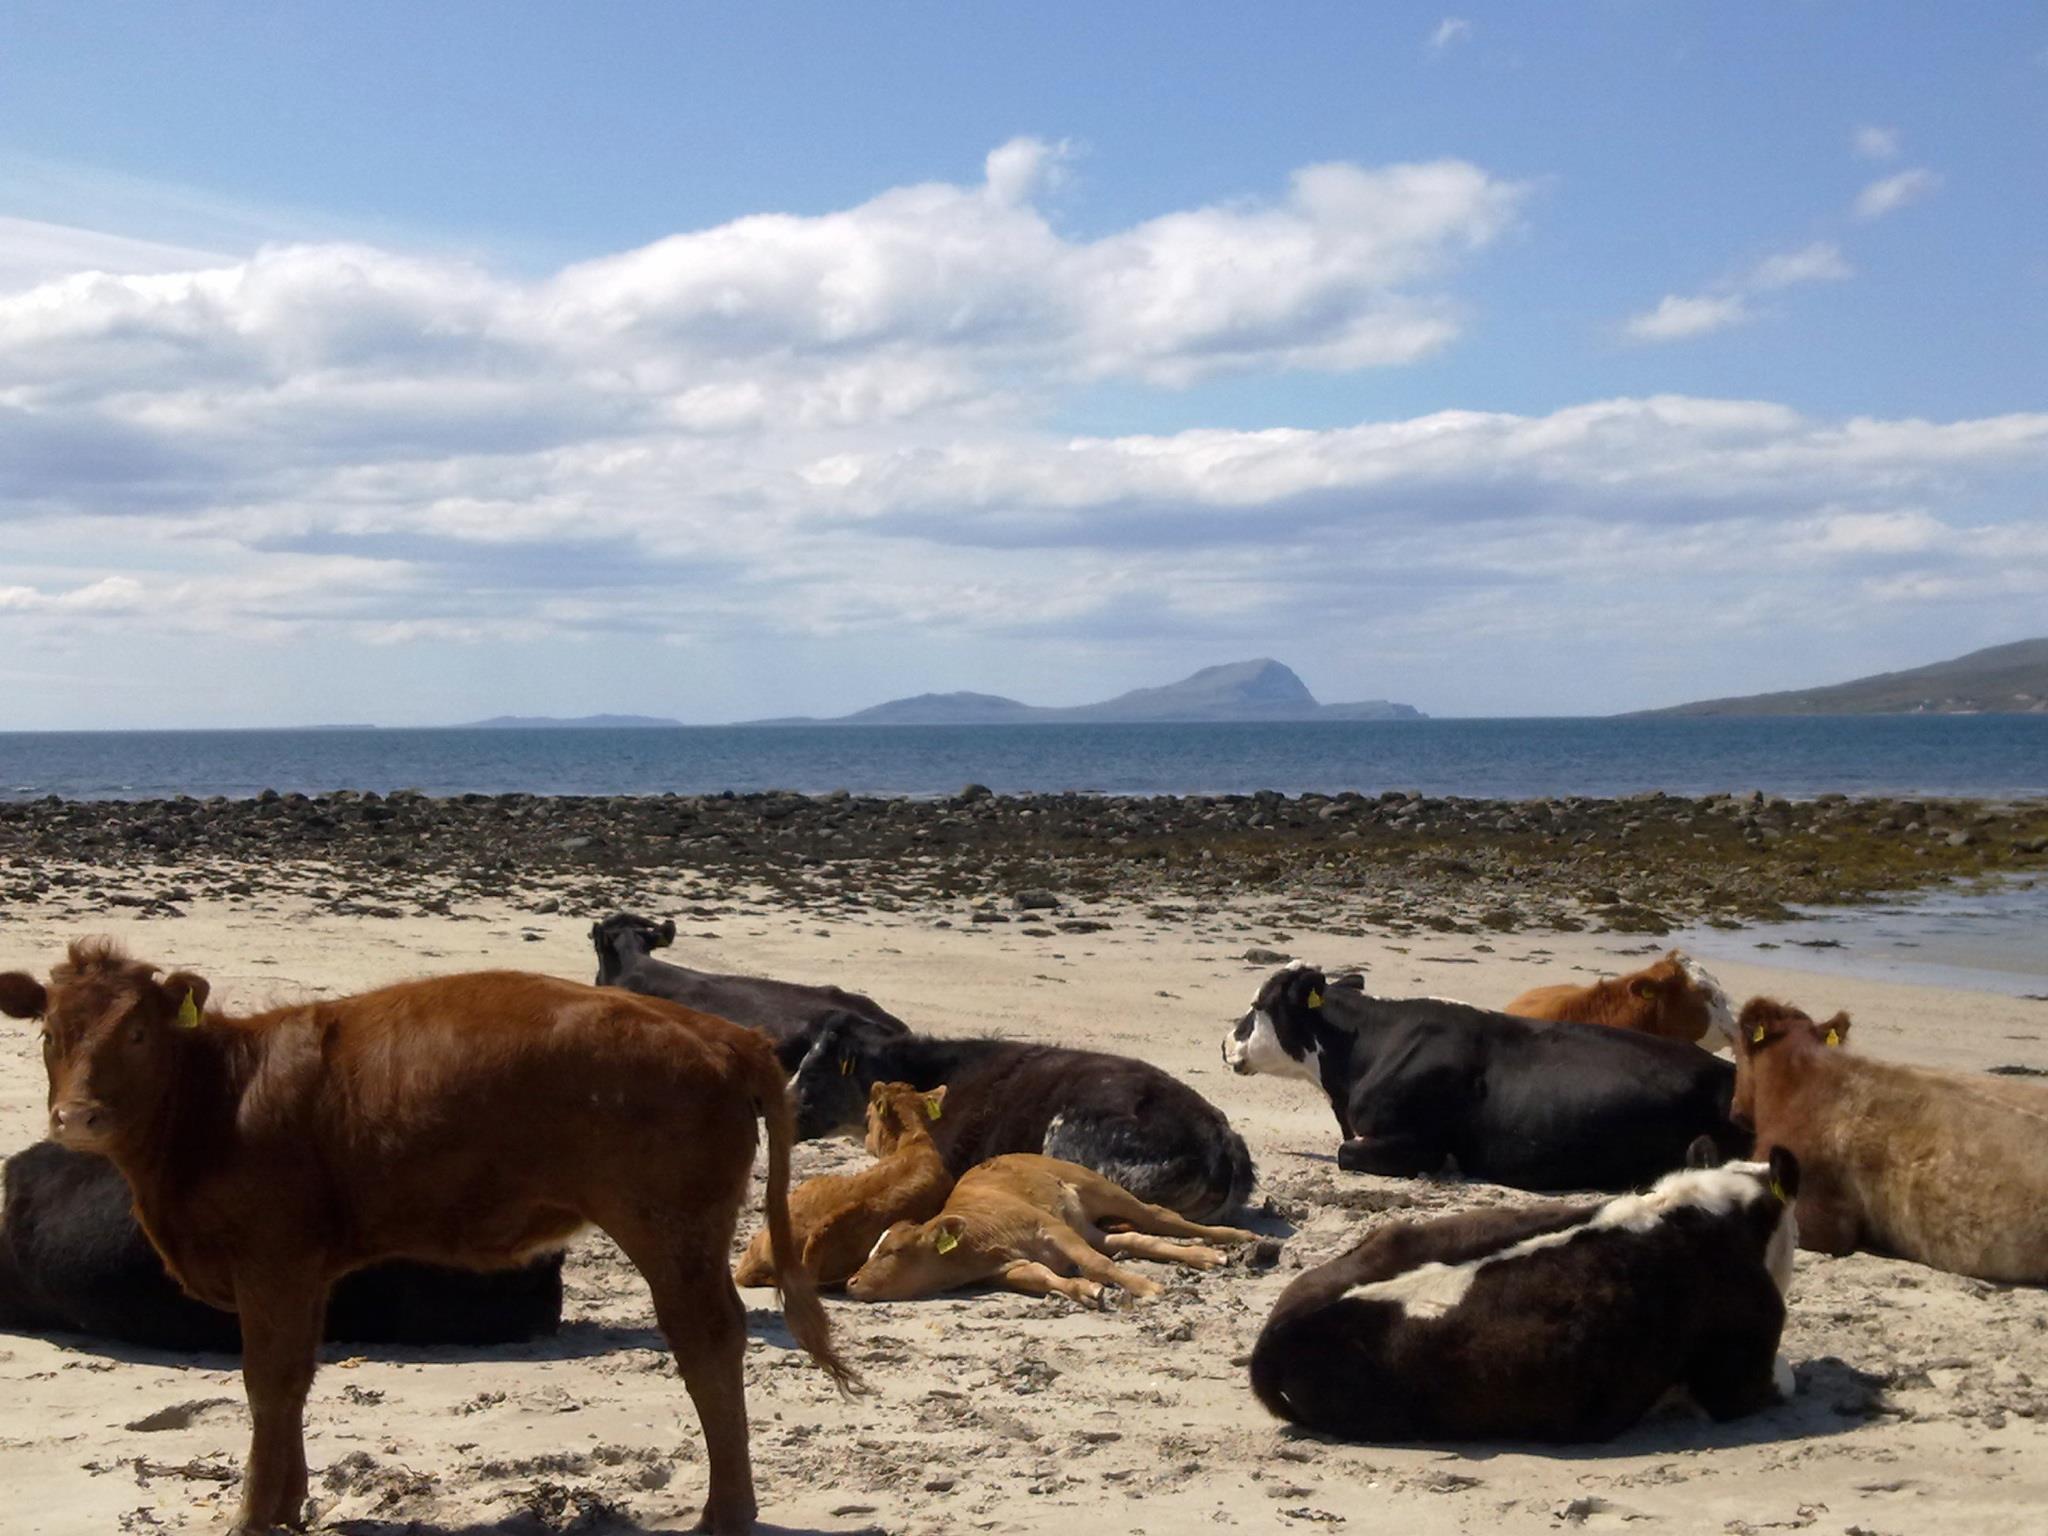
[1631,637,2048,717]
[739,659,1423,726]
[456,713,684,730]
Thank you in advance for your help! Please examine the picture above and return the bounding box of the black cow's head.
[785,1010,894,1140]
[589,912,676,985]
[1222,964,1332,1081]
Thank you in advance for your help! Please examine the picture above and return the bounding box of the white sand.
[3,883,2046,1534]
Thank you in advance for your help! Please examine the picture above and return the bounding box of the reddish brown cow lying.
[733,1080,953,1288]
[1506,949,1735,1048]
[0,942,857,1536]
[1734,997,2048,1281]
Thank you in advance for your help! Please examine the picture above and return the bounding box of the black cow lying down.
[783,1013,1255,1224]
[1224,965,1744,1192]
[1251,1141,1801,1442]
[591,912,910,1043]
[0,1142,563,1352]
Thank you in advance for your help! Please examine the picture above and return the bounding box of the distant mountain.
[456,713,683,729]
[740,659,1423,726]
[1631,638,2048,717]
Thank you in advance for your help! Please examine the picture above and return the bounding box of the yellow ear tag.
[838,1056,852,1077]
[1769,1177,1788,1203]
[925,1096,942,1121]
[1824,1028,1841,1048]
[1306,990,1323,1010]
[1752,1023,1767,1044]
[934,1229,959,1254]
[176,990,201,1030]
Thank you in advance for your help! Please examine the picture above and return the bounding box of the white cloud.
[1625,293,1752,341]
[1852,125,1901,161]
[1,142,2041,723]
[1429,18,1472,49]
[1855,167,1940,219]
[1748,241,1852,289]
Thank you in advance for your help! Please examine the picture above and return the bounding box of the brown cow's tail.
[750,1050,865,1396]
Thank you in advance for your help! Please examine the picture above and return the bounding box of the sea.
[2,714,2045,805]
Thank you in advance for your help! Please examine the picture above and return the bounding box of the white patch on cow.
[864,1226,896,1266]
[1224,1008,1320,1082]
[1042,1112,1066,1148]
[790,1033,830,1091]
[1772,1354,1797,1399]
[1673,951,1737,1048]
[1343,1162,1775,1319]
[1765,1198,1798,1297]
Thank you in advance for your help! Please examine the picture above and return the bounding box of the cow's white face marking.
[1223,1008,1319,1082]
[1674,952,1737,1048]
[1344,1161,1781,1320]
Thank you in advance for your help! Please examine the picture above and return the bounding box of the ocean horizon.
[3,715,2045,804]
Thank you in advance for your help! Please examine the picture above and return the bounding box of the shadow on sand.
[1278,1354,1891,1460]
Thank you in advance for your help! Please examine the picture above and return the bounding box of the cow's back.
[934,1046,1208,1167]
[1459,1019,1737,1189]
[1802,1061,2048,1280]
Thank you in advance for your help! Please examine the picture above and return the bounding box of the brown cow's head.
[1729,996,1851,1126]
[0,940,209,1155]
[843,1214,997,1301]
[864,1081,945,1157]
[1629,951,1737,1048]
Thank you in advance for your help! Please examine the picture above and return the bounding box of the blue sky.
[1,4,2043,726]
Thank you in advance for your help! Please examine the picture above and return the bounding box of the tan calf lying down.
[844,1153,1257,1304]
[1735,998,2048,1281]
[734,1082,952,1288]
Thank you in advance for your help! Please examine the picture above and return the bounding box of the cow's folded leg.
[996,1259,1103,1307]
[231,1268,328,1534]
[1336,1134,1440,1177]
[1099,1232,1228,1270]
[1686,1334,1788,1421]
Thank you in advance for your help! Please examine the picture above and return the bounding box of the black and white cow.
[0,1141,563,1352]
[1223,965,1745,1192]
[783,1013,1256,1223]
[1249,1142,1800,1441]
[590,911,910,1044]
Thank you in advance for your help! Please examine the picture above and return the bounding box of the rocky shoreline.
[4,787,2045,937]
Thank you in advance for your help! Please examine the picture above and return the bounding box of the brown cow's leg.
[1099,1232,1229,1270]
[231,1273,327,1534]
[612,1222,757,1536]
[1077,1182,1258,1246]
[1041,1223,1164,1299]
[996,1258,1105,1306]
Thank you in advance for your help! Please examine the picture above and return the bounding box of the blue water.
[0,716,2044,803]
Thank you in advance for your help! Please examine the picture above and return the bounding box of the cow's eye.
[127,1025,146,1045]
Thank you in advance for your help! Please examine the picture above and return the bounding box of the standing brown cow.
[0,941,858,1536]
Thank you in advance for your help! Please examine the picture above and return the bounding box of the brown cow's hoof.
[693,1501,758,1534]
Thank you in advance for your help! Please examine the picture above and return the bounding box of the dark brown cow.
[0,942,858,1536]
[1733,997,2048,1281]
[1506,950,1736,1048]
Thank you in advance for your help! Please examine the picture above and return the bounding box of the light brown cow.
[1506,949,1736,1048]
[0,941,859,1536]
[845,1152,1258,1305]
[733,1080,953,1287]
[1733,997,2048,1281]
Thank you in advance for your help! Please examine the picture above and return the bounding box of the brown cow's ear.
[0,973,47,1020]
[1631,977,1658,1000]
[1821,1012,1850,1047]
[931,1214,967,1254]
[160,971,211,1020]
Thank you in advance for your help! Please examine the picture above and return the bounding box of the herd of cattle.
[0,914,2044,1534]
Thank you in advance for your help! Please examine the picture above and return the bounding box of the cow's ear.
[1820,1012,1850,1048]
[1286,967,1328,1012]
[931,1214,967,1254]
[1735,998,1780,1051]
[1630,976,1659,1000]
[0,973,47,1020]
[160,971,210,1026]
[1683,1134,1721,1170]
[1767,1146,1801,1205]
[655,919,676,946]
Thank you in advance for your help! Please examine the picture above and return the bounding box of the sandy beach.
[3,866,2047,1535]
